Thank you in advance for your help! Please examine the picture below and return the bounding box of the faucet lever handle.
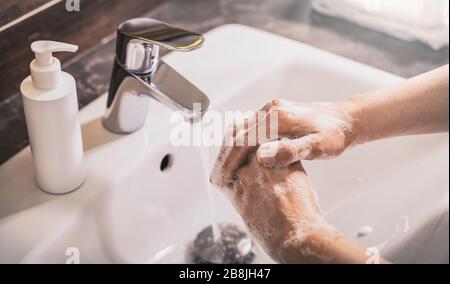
[116,18,204,73]
[118,18,205,51]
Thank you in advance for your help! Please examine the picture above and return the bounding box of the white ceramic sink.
[0,25,448,264]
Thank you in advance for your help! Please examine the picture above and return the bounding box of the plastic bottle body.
[20,72,86,194]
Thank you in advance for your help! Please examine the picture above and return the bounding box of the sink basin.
[0,24,448,264]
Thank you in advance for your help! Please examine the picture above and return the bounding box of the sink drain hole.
[160,154,173,172]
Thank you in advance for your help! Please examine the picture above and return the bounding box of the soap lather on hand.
[212,152,372,264]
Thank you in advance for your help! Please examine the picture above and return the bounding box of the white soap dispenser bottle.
[20,41,86,194]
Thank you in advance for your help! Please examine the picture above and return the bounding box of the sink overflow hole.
[160,154,173,172]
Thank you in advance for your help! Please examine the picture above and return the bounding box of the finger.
[211,104,277,188]
[211,113,265,188]
[256,134,322,168]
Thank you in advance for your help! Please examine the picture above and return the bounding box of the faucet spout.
[150,61,209,121]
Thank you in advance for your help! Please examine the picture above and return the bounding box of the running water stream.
[196,123,222,241]
[196,143,257,264]
[190,114,255,264]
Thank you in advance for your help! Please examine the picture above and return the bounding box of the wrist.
[277,221,339,264]
[336,99,367,146]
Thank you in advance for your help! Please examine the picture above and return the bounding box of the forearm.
[340,65,449,145]
[279,225,389,264]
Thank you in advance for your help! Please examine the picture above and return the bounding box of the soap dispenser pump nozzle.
[30,40,78,89]
[31,41,78,66]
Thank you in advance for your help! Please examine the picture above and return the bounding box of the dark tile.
[0,95,29,164]
[0,0,51,27]
[0,0,165,101]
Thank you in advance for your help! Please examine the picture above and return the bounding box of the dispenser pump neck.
[30,41,78,89]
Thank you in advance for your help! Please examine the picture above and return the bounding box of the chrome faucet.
[104,18,210,133]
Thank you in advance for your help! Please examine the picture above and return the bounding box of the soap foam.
[257,143,279,159]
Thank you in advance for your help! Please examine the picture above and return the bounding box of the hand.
[217,154,373,264]
[211,99,355,189]
[256,99,355,166]
[221,153,333,262]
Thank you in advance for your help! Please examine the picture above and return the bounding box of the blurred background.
[0,0,449,164]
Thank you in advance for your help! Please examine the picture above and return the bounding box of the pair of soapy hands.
[209,65,450,263]
[210,99,355,262]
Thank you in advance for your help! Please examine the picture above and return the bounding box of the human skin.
[210,65,448,263]
[228,154,381,264]
[211,65,449,188]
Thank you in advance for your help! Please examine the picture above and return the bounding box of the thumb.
[256,135,321,168]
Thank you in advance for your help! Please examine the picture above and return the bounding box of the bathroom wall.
[0,0,164,102]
